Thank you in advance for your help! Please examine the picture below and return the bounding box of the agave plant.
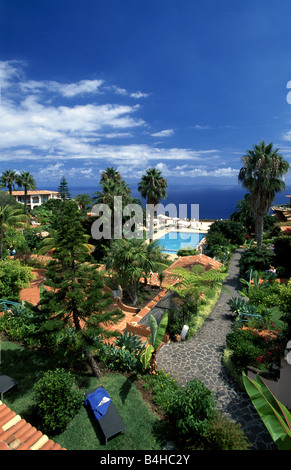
[114,330,144,354]
[227,296,247,314]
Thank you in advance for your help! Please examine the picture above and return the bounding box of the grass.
[0,340,171,450]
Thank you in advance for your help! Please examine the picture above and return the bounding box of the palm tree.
[105,238,147,305]
[238,141,289,247]
[0,169,17,194]
[16,171,36,212]
[138,167,167,242]
[94,169,132,243]
[100,166,122,184]
[230,193,254,234]
[105,238,168,305]
[74,193,93,211]
[0,205,28,259]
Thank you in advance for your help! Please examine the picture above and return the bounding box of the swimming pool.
[156,231,205,253]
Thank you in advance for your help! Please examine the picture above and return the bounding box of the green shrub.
[143,369,179,410]
[0,304,42,346]
[167,378,216,438]
[226,328,267,372]
[246,280,281,305]
[176,247,198,256]
[207,219,245,245]
[0,259,34,301]
[274,235,291,278]
[203,410,252,450]
[33,368,83,434]
[239,246,275,279]
[0,303,66,350]
[166,309,185,339]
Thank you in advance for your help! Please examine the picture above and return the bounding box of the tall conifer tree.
[57,176,71,201]
[39,200,124,377]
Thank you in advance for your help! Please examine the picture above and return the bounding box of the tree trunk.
[84,349,102,378]
[128,281,138,306]
[72,305,103,379]
[147,197,155,242]
[255,215,264,247]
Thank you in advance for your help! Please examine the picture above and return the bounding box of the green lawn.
[0,341,170,450]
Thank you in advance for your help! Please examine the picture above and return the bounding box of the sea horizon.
[36,183,291,221]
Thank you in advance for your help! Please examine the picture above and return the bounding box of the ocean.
[39,183,291,221]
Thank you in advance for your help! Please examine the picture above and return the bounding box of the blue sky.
[0,0,291,191]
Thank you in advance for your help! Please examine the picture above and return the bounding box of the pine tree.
[57,176,71,201]
[38,200,124,377]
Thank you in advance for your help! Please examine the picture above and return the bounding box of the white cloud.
[0,60,242,183]
[130,91,149,99]
[188,167,239,178]
[20,79,105,97]
[0,63,145,157]
[0,60,24,89]
[109,85,149,99]
[57,79,105,97]
[151,129,174,137]
[194,124,212,130]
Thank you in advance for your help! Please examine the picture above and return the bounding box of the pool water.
[156,231,205,253]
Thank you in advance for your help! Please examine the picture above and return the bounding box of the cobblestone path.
[157,248,277,450]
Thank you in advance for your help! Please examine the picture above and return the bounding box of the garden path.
[157,247,277,450]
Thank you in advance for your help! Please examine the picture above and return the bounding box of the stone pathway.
[157,248,277,450]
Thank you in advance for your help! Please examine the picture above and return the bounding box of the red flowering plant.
[241,320,284,372]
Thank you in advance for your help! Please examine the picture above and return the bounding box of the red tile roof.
[0,400,65,450]
[165,254,223,272]
[280,226,291,233]
[11,190,59,196]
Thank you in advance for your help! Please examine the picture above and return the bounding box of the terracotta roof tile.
[280,226,291,233]
[166,254,223,272]
[0,401,65,450]
[11,190,59,196]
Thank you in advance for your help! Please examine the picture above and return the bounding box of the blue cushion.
[84,387,111,420]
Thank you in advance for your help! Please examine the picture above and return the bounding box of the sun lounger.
[0,374,18,401]
[84,386,126,446]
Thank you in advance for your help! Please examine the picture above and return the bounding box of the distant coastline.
[36,183,291,221]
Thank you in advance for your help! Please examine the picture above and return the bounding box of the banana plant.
[140,311,168,372]
[242,372,291,450]
[140,344,154,370]
[148,311,168,351]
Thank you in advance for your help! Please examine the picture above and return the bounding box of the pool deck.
[153,221,212,240]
